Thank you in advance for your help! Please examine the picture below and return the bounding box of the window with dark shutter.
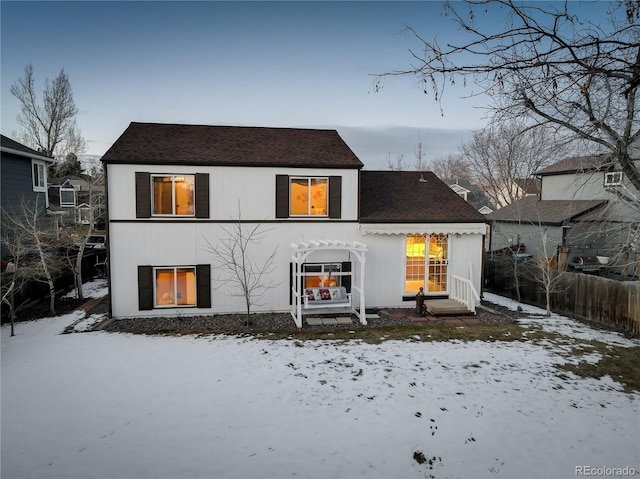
[328,176,342,218]
[196,264,211,308]
[138,265,154,310]
[275,175,289,218]
[341,261,352,293]
[195,173,210,218]
[135,172,151,218]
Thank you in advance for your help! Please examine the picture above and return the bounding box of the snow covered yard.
[2,282,639,479]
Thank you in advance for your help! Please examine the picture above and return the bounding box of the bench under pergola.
[290,240,367,328]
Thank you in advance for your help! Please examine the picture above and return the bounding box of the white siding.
[106,164,359,221]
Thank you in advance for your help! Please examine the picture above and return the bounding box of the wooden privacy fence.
[485,259,640,336]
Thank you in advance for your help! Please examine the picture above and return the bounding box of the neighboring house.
[102,122,487,326]
[47,174,105,228]
[0,135,56,258]
[492,178,540,208]
[489,153,639,276]
[443,179,495,215]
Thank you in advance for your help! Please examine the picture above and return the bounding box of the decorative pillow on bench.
[319,289,332,300]
[305,289,315,301]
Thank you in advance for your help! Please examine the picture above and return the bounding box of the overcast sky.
[0,1,607,169]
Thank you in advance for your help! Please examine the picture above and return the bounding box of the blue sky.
[0,1,607,168]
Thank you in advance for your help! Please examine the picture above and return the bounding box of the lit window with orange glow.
[290,177,328,216]
[152,175,195,216]
[154,267,197,307]
[405,235,426,293]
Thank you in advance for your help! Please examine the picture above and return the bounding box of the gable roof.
[101,122,364,169]
[1,134,55,162]
[536,154,613,176]
[359,171,486,223]
[487,195,606,225]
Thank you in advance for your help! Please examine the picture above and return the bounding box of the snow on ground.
[2,284,639,479]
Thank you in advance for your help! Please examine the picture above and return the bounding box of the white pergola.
[289,240,367,328]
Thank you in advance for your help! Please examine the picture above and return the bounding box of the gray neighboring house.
[1,135,56,258]
[488,152,639,276]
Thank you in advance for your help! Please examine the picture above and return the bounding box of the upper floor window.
[135,172,209,219]
[275,175,342,219]
[604,171,623,186]
[32,160,46,192]
[290,177,328,216]
[152,175,195,216]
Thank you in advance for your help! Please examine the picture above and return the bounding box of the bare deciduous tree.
[203,208,280,325]
[375,0,640,196]
[10,64,86,159]
[384,152,406,171]
[459,120,563,207]
[429,153,472,180]
[2,197,65,316]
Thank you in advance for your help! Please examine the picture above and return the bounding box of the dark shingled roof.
[359,171,487,223]
[101,122,364,169]
[536,154,613,175]
[1,134,54,160]
[487,196,606,225]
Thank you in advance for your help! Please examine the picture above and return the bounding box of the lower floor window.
[302,263,342,288]
[138,264,210,310]
[155,267,197,306]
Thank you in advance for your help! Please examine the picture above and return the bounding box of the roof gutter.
[1,146,57,163]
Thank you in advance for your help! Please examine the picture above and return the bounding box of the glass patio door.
[405,234,449,294]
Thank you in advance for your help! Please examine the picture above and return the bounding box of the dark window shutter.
[195,173,210,218]
[138,265,154,310]
[135,172,151,218]
[328,176,342,218]
[275,175,289,218]
[196,264,211,308]
[341,261,352,293]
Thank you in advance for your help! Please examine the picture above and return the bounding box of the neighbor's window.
[60,187,76,207]
[154,267,197,307]
[290,177,328,216]
[604,172,623,186]
[32,160,46,191]
[152,175,195,216]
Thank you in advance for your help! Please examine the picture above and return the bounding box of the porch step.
[424,299,473,316]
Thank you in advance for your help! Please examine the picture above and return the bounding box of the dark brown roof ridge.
[102,122,364,169]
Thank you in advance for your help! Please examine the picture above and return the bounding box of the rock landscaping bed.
[100,300,520,335]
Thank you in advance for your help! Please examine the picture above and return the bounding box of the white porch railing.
[449,264,480,314]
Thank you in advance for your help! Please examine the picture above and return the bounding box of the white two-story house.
[102,122,487,326]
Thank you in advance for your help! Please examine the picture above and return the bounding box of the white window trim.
[150,174,196,217]
[32,159,47,192]
[289,176,329,217]
[604,171,623,186]
[153,266,197,308]
[60,187,77,207]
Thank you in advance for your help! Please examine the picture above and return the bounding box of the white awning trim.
[359,223,486,236]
